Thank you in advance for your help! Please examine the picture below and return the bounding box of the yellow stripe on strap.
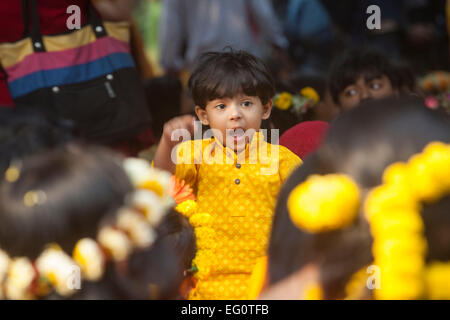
[43,24,96,52]
[104,21,131,43]
[0,38,34,69]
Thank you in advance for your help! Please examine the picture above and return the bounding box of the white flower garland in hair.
[0,158,175,299]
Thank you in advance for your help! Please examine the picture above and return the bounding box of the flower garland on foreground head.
[286,142,450,299]
[287,174,360,233]
[0,158,174,300]
[365,142,450,299]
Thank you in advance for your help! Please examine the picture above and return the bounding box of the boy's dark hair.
[268,96,450,299]
[328,48,403,105]
[188,50,275,109]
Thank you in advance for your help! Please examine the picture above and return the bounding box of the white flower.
[123,158,174,197]
[6,257,35,299]
[123,158,152,186]
[116,208,156,248]
[35,246,77,297]
[0,250,11,298]
[98,227,132,261]
[73,238,105,281]
[130,190,167,226]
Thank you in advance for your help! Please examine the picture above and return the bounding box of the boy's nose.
[229,103,242,120]
[360,87,370,100]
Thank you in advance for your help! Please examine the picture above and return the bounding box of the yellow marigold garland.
[304,283,323,300]
[365,142,450,300]
[274,92,292,110]
[425,262,450,299]
[344,266,371,300]
[175,200,198,218]
[300,86,320,103]
[189,212,216,281]
[288,142,450,300]
[247,256,268,300]
[273,87,320,114]
[287,174,360,233]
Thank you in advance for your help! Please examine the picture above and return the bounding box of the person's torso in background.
[180,0,268,70]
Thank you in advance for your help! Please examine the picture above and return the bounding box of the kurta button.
[52,86,60,93]
[236,163,241,169]
[235,179,240,185]
[34,42,42,48]
[95,26,103,32]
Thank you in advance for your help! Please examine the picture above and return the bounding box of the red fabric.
[0,0,91,107]
[279,121,330,159]
[0,0,90,43]
[0,73,13,107]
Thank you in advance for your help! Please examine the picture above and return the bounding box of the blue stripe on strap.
[8,52,135,98]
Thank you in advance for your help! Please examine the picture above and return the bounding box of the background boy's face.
[195,94,272,154]
[338,75,396,110]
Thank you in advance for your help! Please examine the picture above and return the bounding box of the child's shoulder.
[176,138,214,162]
[177,138,214,150]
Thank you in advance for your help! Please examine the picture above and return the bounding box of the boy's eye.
[215,104,226,110]
[345,88,357,97]
[242,101,252,107]
[370,82,382,90]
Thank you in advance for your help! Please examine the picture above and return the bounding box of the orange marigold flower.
[170,176,196,204]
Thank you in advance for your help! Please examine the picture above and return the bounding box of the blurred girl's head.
[266,96,450,299]
[0,146,195,299]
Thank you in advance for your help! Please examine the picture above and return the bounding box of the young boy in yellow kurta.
[154,50,302,299]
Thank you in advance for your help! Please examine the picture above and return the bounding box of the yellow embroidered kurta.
[175,131,301,300]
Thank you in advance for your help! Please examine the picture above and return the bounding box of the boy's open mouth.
[227,128,246,144]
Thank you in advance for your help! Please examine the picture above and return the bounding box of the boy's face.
[338,75,396,111]
[195,94,272,154]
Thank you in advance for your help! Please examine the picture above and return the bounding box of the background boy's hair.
[188,49,275,109]
[268,96,450,299]
[327,47,411,105]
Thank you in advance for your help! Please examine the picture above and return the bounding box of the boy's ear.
[195,106,209,125]
[261,99,273,120]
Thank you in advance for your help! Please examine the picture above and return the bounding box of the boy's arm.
[153,114,196,174]
[153,135,176,173]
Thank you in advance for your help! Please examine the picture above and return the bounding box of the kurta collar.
[207,131,268,164]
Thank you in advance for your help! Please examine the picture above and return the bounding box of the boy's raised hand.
[154,114,197,173]
[162,114,196,146]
